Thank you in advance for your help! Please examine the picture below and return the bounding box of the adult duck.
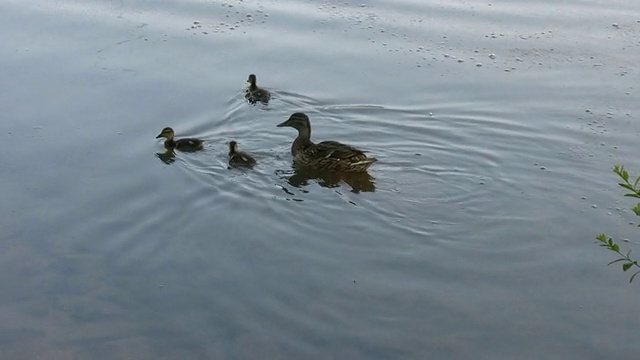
[277,112,377,172]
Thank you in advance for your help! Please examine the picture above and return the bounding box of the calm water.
[1,0,639,358]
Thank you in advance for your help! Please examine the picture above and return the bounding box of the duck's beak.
[155,133,163,139]
[276,120,289,127]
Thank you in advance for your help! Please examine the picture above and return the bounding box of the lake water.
[1,0,639,358]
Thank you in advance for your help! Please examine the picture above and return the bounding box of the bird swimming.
[228,140,257,168]
[277,112,377,172]
[155,127,203,152]
[245,74,271,104]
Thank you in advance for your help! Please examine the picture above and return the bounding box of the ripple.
[3,0,640,358]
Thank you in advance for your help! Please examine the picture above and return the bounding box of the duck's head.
[156,127,175,140]
[229,140,238,154]
[247,74,257,86]
[277,112,310,132]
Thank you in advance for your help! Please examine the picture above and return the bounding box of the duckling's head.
[229,140,238,154]
[247,74,257,86]
[277,112,310,132]
[156,127,175,140]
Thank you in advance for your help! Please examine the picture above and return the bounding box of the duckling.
[277,112,378,172]
[245,74,271,104]
[228,141,257,168]
[155,127,203,152]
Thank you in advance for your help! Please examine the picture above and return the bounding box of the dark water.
[1,0,639,358]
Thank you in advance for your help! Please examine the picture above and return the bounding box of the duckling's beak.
[276,120,289,127]
[155,133,163,139]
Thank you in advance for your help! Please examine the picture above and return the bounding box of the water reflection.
[278,165,376,193]
[155,148,176,165]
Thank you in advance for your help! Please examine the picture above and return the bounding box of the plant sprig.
[595,234,640,283]
[596,165,640,282]
[614,164,640,200]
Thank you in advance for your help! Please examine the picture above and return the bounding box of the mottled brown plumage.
[155,127,203,152]
[277,112,377,172]
[228,141,256,168]
[245,74,271,104]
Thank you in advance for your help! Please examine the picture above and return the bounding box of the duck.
[228,141,257,168]
[245,74,271,104]
[276,112,377,172]
[155,127,203,152]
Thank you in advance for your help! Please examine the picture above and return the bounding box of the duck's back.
[295,140,376,172]
[229,151,256,167]
[245,87,271,104]
[174,138,204,151]
[314,141,368,160]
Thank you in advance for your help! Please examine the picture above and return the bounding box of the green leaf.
[619,183,634,191]
[612,244,620,252]
[622,170,630,182]
[623,262,633,271]
[634,176,640,188]
[608,258,626,266]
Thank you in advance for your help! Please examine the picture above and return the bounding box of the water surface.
[1,0,639,358]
